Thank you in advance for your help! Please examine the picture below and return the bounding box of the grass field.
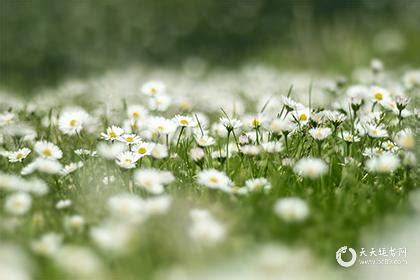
[0,62,419,279]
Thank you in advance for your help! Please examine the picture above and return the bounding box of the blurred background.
[1,0,420,93]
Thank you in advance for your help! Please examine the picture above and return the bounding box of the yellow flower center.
[109,131,117,138]
[157,125,164,132]
[138,147,147,154]
[150,87,157,94]
[126,136,134,142]
[42,149,52,157]
[132,112,140,118]
[69,119,78,127]
[374,92,383,101]
[180,119,189,126]
[16,153,23,159]
[209,176,219,184]
[252,119,261,128]
[299,114,308,121]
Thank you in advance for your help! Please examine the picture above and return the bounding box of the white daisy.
[127,105,148,121]
[96,142,125,160]
[148,94,171,111]
[274,197,309,222]
[197,169,232,191]
[4,192,32,215]
[131,142,155,157]
[261,141,283,153]
[21,158,63,175]
[194,134,215,147]
[366,153,400,173]
[58,109,89,135]
[141,80,166,96]
[309,127,332,141]
[395,129,415,150]
[7,148,31,163]
[115,151,140,169]
[220,117,242,131]
[366,124,388,138]
[339,131,360,143]
[243,177,271,193]
[34,141,63,160]
[147,117,177,135]
[173,115,196,127]
[117,134,142,145]
[101,126,124,141]
[188,209,225,246]
[134,168,175,194]
[294,157,328,179]
[151,144,169,159]
[60,162,84,176]
[292,108,311,125]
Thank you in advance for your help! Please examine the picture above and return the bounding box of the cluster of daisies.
[0,62,418,279]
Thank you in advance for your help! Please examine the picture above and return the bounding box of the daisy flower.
[197,169,232,191]
[366,124,388,138]
[60,162,84,176]
[309,127,332,141]
[134,168,175,194]
[370,86,391,104]
[381,141,398,152]
[21,158,63,175]
[148,94,171,111]
[131,142,155,157]
[273,197,309,222]
[58,109,89,135]
[322,110,346,126]
[395,128,415,150]
[292,108,310,125]
[261,141,283,153]
[188,209,225,246]
[117,134,142,145]
[107,193,145,220]
[151,144,169,159]
[141,80,166,96]
[101,126,124,141]
[243,177,271,193]
[97,142,125,160]
[0,111,15,126]
[115,151,140,169]
[365,153,400,173]
[190,147,205,161]
[8,148,31,163]
[147,117,177,135]
[31,233,63,257]
[4,192,32,215]
[56,199,72,209]
[269,118,295,134]
[173,115,196,127]
[194,134,215,147]
[220,117,242,131]
[127,105,148,121]
[34,141,63,160]
[244,114,265,129]
[294,157,328,179]
[339,131,360,143]
[281,96,304,111]
[74,149,97,157]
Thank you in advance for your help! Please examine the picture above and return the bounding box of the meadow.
[0,61,419,279]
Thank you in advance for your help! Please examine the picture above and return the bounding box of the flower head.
[294,157,328,178]
[34,141,63,160]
